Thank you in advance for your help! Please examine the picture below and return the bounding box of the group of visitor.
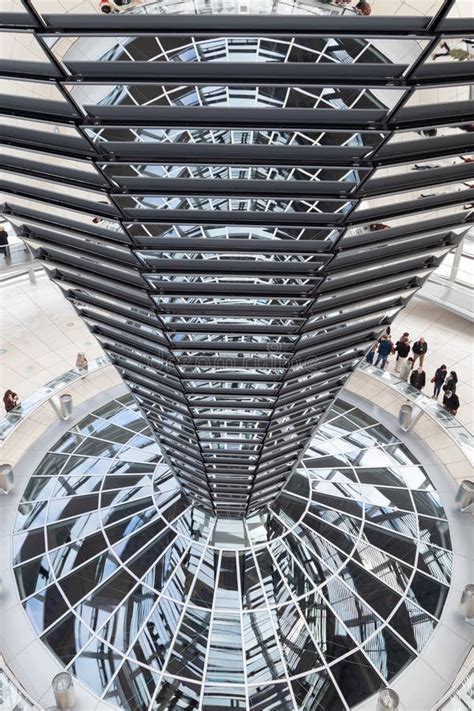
[2,329,462,420]
[366,329,461,415]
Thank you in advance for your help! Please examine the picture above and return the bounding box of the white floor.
[2,0,473,15]
[0,270,472,430]
[390,296,474,431]
[0,272,104,398]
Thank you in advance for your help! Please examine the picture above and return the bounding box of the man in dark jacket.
[412,337,428,368]
[395,334,411,373]
[0,226,9,257]
[375,335,393,369]
[410,367,426,391]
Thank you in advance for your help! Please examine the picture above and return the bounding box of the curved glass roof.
[13,395,452,710]
[2,4,472,708]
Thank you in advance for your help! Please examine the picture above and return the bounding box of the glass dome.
[13,395,452,710]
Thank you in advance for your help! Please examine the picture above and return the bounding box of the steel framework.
[1,0,473,517]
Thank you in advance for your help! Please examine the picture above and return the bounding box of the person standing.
[0,226,9,258]
[3,389,19,413]
[443,370,458,395]
[76,352,89,373]
[354,0,371,14]
[99,0,117,12]
[394,333,411,373]
[365,341,377,365]
[412,337,428,368]
[369,223,389,231]
[443,390,460,415]
[399,357,414,381]
[431,364,447,399]
[375,335,393,370]
[410,367,426,391]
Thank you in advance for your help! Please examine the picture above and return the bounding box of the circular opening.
[13,395,453,710]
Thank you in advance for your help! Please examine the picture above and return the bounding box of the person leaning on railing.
[75,352,89,375]
[443,390,460,416]
[3,389,20,413]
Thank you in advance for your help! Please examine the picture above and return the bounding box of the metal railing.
[358,362,474,466]
[133,0,351,16]
[1,356,472,468]
[0,655,43,711]
[435,661,473,710]
[0,356,111,444]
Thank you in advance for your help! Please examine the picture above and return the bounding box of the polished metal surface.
[0,463,14,494]
[52,672,75,711]
[2,7,473,704]
[0,1,472,519]
[456,480,474,512]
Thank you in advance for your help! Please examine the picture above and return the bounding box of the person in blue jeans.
[375,335,393,369]
[365,341,377,364]
[431,364,447,399]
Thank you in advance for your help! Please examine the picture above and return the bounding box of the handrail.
[434,653,473,710]
[1,356,472,467]
[0,244,37,283]
[358,361,474,465]
[0,655,43,710]
[0,355,111,444]
[133,0,352,16]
